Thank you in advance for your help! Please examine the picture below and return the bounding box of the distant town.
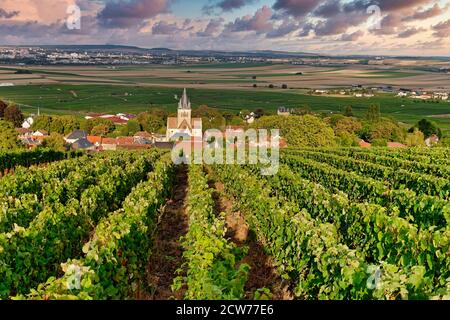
[1,45,450,70]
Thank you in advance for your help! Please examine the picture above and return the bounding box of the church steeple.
[179,88,191,110]
[177,88,192,127]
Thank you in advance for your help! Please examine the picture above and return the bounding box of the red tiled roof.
[358,139,371,148]
[16,128,32,134]
[134,131,152,138]
[33,130,48,136]
[87,136,102,144]
[102,138,116,145]
[116,137,135,145]
[108,117,128,125]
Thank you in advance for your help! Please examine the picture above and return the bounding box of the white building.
[166,89,202,141]
[22,117,34,129]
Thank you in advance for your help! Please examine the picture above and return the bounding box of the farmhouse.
[166,89,202,141]
[65,130,87,144]
[72,138,95,151]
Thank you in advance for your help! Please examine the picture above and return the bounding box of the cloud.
[398,27,426,38]
[197,18,224,37]
[218,0,256,12]
[266,19,299,38]
[151,21,181,35]
[0,8,19,19]
[340,30,364,41]
[202,0,256,15]
[403,3,450,21]
[371,13,404,35]
[432,19,450,38]
[273,0,322,17]
[224,5,274,34]
[343,0,433,13]
[314,0,341,18]
[97,0,170,28]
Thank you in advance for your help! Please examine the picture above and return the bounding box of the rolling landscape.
[0,0,450,313]
[1,62,450,130]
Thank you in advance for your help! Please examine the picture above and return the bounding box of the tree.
[282,84,288,89]
[192,105,225,132]
[4,105,24,127]
[91,125,110,137]
[137,112,165,133]
[254,108,265,118]
[252,115,336,148]
[222,111,234,124]
[126,120,140,136]
[344,106,354,117]
[81,118,115,135]
[332,116,363,137]
[0,100,8,118]
[60,116,80,135]
[32,116,53,133]
[405,129,425,147]
[413,119,442,138]
[360,118,406,143]
[0,120,21,150]
[41,133,67,152]
[366,104,381,122]
[269,84,275,89]
[49,117,64,134]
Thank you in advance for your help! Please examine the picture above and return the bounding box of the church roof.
[167,117,202,130]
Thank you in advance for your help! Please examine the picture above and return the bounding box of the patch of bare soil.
[208,176,293,301]
[143,165,189,300]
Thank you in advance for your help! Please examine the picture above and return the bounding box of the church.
[166,89,202,141]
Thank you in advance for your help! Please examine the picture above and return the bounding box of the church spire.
[179,88,191,110]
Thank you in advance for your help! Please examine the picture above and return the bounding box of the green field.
[1,84,449,130]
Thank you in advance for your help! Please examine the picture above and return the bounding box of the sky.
[0,0,449,56]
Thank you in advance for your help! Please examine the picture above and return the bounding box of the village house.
[101,138,117,151]
[425,135,440,147]
[22,116,34,129]
[166,89,202,141]
[72,138,95,151]
[65,130,87,144]
[32,130,48,142]
[277,107,291,116]
[87,136,102,147]
[133,131,153,144]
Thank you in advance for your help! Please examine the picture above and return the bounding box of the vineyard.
[0,147,449,300]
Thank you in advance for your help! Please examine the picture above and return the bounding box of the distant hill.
[5,45,450,60]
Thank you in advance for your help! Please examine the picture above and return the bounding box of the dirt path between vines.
[206,171,293,300]
[143,165,189,300]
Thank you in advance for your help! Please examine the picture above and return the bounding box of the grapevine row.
[354,147,450,166]
[246,164,449,288]
[172,165,249,300]
[0,149,82,175]
[0,150,160,298]
[0,152,157,233]
[301,148,450,179]
[282,154,450,229]
[18,154,175,300]
[211,164,441,299]
[289,149,449,198]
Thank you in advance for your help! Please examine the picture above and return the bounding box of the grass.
[1,84,449,131]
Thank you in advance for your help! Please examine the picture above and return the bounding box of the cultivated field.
[1,63,450,90]
[1,147,449,300]
[0,63,449,130]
